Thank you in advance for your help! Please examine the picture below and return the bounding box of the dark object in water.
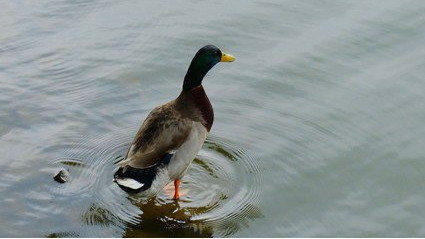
[53,168,70,183]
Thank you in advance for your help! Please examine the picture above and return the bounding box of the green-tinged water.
[1,0,425,237]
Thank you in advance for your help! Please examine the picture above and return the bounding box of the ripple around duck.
[48,127,142,234]
[193,138,263,236]
[124,135,263,237]
[49,127,262,237]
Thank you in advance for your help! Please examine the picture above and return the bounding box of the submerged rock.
[53,168,70,183]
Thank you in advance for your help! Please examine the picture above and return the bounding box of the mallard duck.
[113,45,235,199]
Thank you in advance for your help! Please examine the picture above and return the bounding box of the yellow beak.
[220,52,235,62]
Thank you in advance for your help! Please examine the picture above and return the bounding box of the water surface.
[1,0,425,237]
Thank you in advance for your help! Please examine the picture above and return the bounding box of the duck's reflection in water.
[124,195,263,237]
[50,192,261,237]
[123,197,214,237]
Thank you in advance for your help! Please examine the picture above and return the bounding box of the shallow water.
[1,0,425,237]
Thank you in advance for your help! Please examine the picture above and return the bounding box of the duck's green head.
[183,45,235,92]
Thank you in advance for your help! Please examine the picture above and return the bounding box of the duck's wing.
[118,103,192,169]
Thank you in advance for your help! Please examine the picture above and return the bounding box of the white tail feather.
[115,178,144,189]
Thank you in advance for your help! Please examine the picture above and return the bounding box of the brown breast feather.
[175,86,214,132]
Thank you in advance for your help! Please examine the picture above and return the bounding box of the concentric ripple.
[49,128,262,237]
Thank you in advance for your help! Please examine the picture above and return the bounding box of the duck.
[113,45,235,199]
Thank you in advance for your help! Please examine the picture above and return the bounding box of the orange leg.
[173,179,180,200]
